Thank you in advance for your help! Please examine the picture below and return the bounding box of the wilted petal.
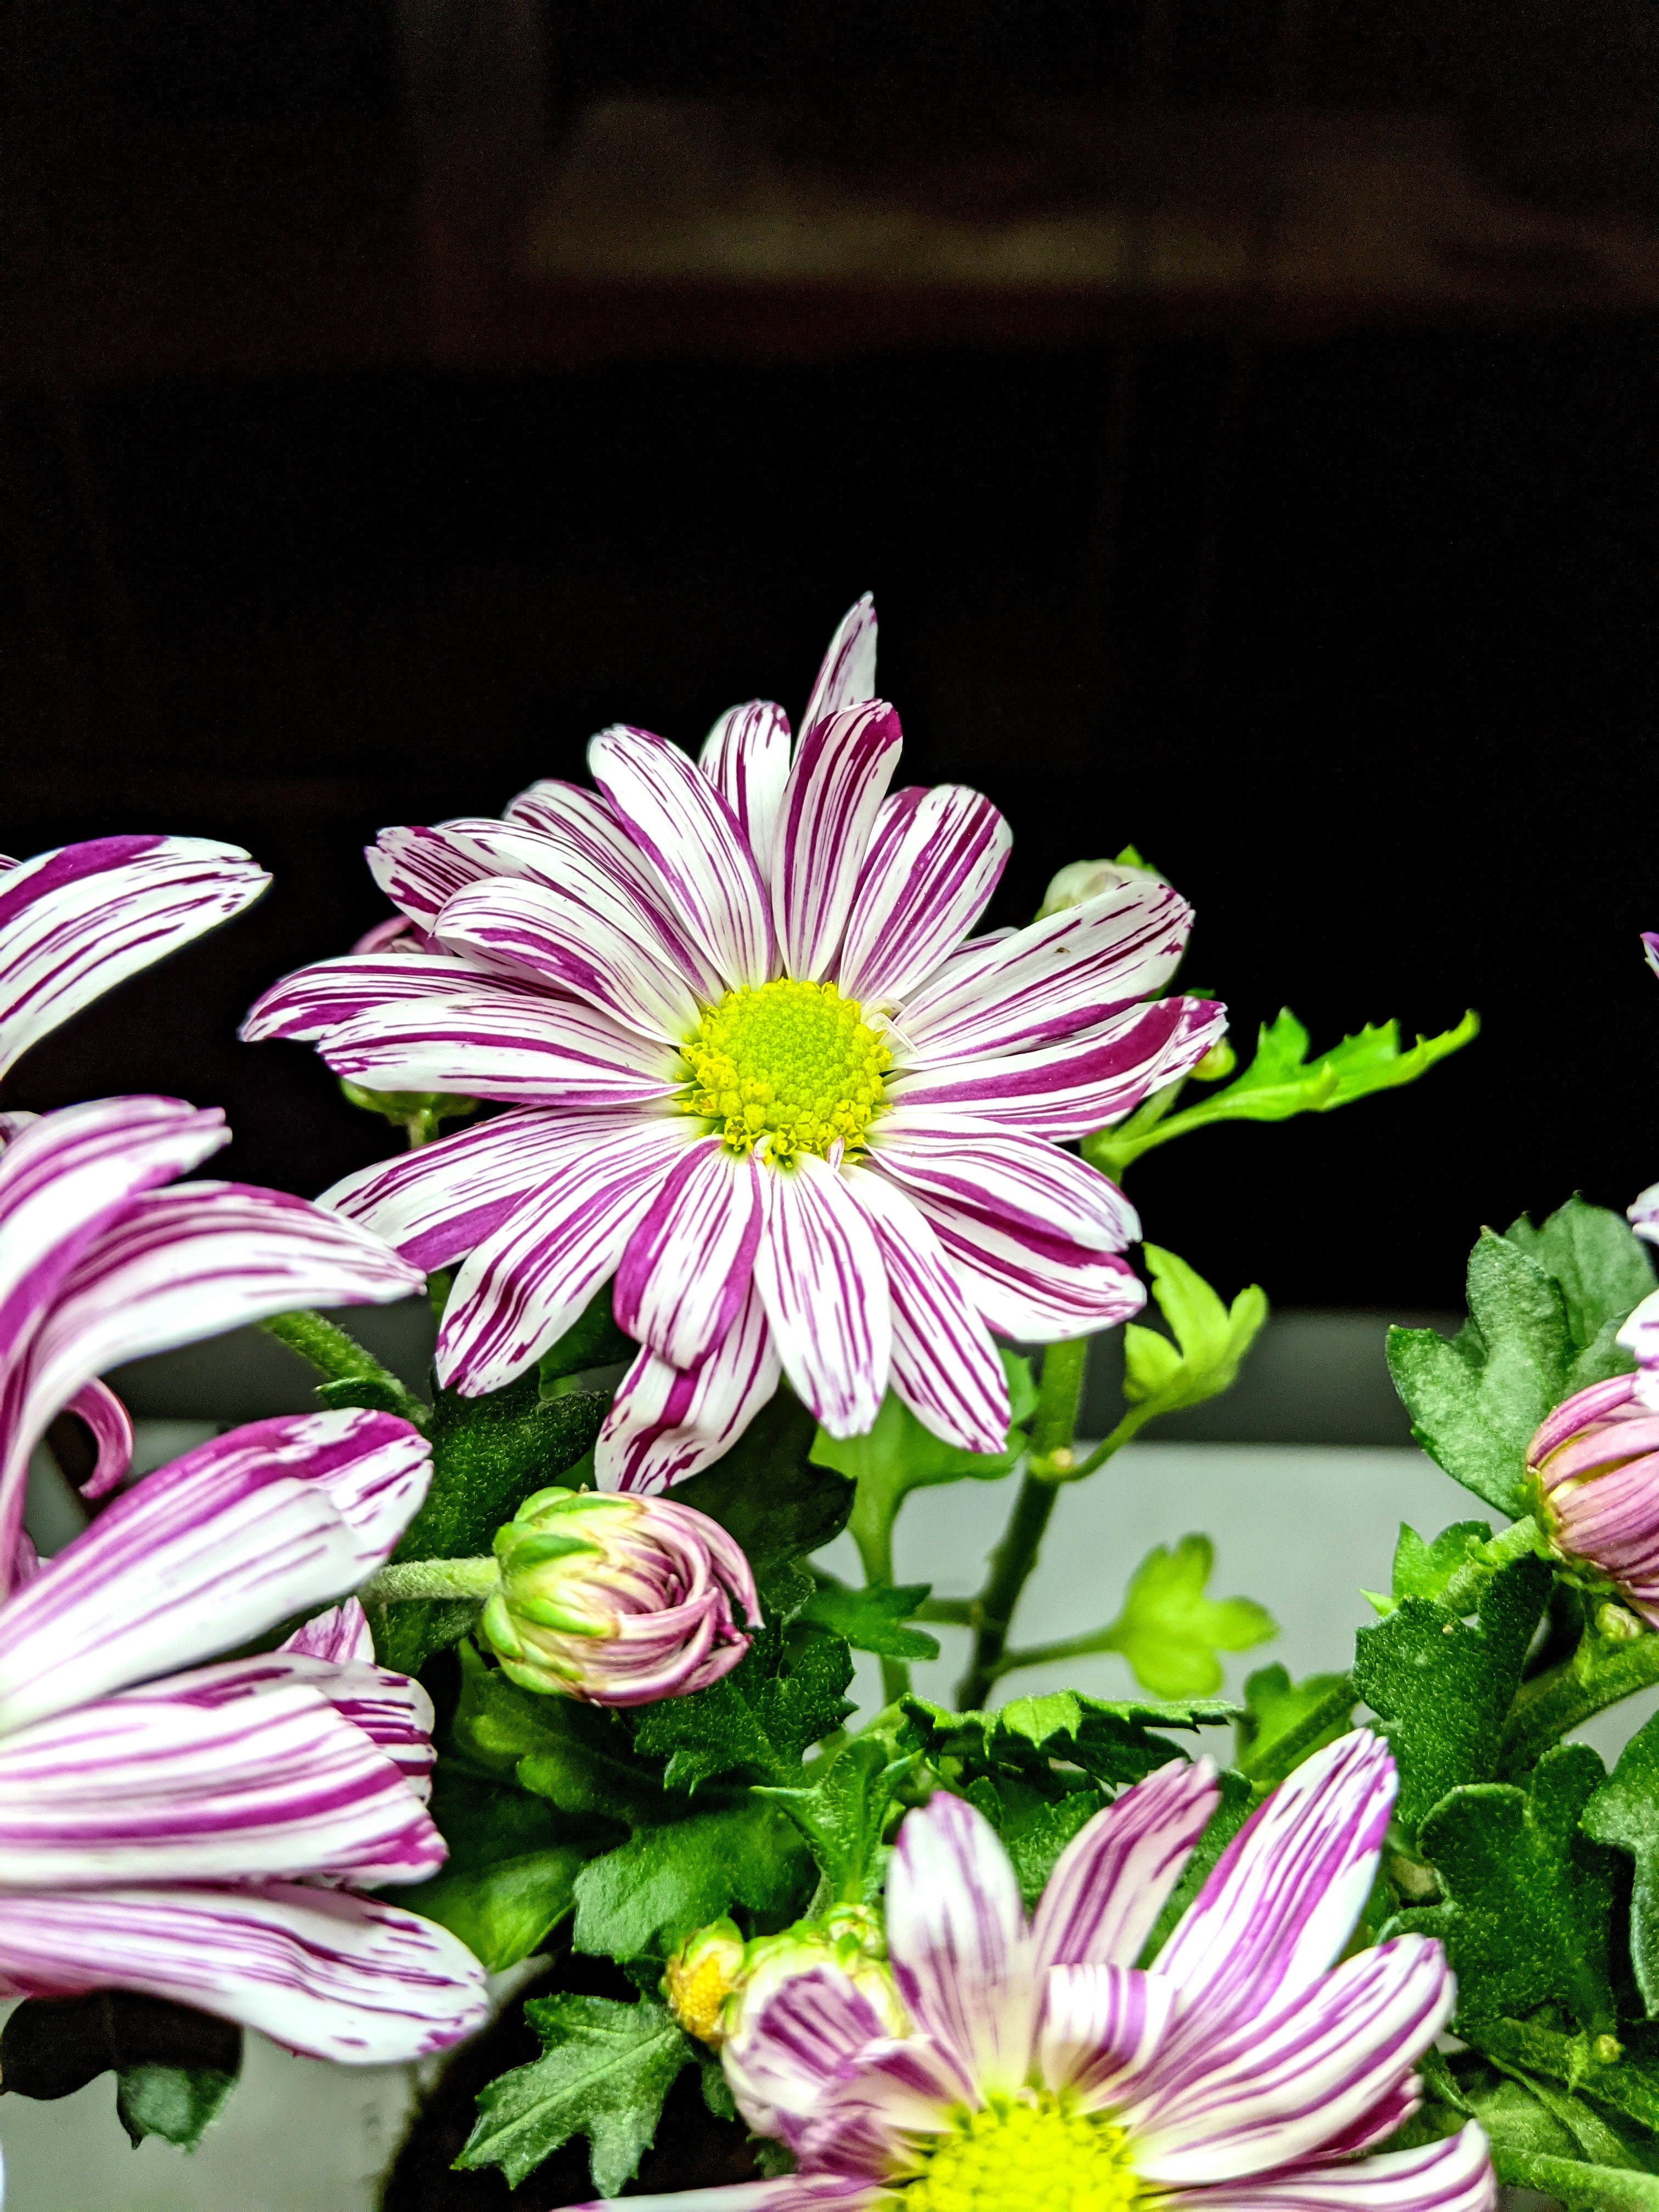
[837,785,1011,1007]
[615,1140,765,1369]
[0,1882,489,2063]
[1156,2126,1494,2212]
[1032,1758,1220,1977]
[700,701,793,879]
[753,1155,891,1438]
[885,1791,1032,2094]
[870,1113,1138,1252]
[62,1376,134,1499]
[597,1280,780,1493]
[772,703,902,983]
[0,836,269,1079]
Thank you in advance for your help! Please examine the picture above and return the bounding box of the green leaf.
[1234,1664,1355,1784]
[1390,1520,1497,1602]
[373,1374,608,1671]
[1121,1249,1269,1418]
[974,1778,1107,1909]
[450,1639,663,1829]
[1388,1232,1572,1516]
[1392,1743,1618,2034]
[676,1390,855,1571]
[398,1764,585,1971]
[630,1627,855,1792]
[458,1993,693,2193]
[116,2063,238,2152]
[571,1801,810,1962]
[1472,2017,1659,2142]
[538,1282,636,1393]
[759,1737,917,1903]
[799,1578,940,1660]
[1141,1768,1255,1961]
[899,1690,1234,1797]
[1082,1536,1277,1698]
[1583,1711,1659,2016]
[1353,1551,1550,1836]
[1505,1196,1655,1378]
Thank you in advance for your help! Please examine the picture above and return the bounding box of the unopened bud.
[719,1908,909,2137]
[479,1486,757,1706]
[663,1919,746,2046]
[1528,1377,1659,1628]
[1037,850,1165,921]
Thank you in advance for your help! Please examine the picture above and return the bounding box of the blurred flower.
[574,1733,1491,2212]
[1528,1374,1659,1621]
[719,1908,907,2140]
[247,600,1221,1490]
[479,1484,755,1705]
[662,1917,747,2044]
[1037,851,1164,920]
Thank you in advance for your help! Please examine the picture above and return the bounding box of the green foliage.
[1120,1248,1268,1420]
[1584,1713,1659,2016]
[631,1627,855,1793]
[116,2064,239,2152]
[1353,1550,1550,1836]
[1387,1199,1654,1517]
[458,1994,694,2194]
[964,1772,1104,1908]
[677,1390,856,1578]
[339,1079,477,1147]
[1390,1520,1497,1602]
[1085,1537,1276,1697]
[799,1578,940,1660]
[373,1373,607,1672]
[1474,2018,1659,2142]
[571,1802,809,1962]
[899,1689,1233,1797]
[0,1991,241,2153]
[397,1765,586,1971]
[1233,1664,1355,1785]
[1391,1744,1619,2035]
[759,1737,918,1904]
[538,1282,635,1393]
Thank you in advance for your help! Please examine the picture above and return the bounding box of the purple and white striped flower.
[0,1410,488,2061]
[0,1092,426,1582]
[0,834,268,1084]
[582,1730,1489,2212]
[244,599,1222,1491]
[479,1483,758,1705]
[1527,1374,1659,1622]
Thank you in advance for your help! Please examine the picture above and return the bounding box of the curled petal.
[64,1377,134,1500]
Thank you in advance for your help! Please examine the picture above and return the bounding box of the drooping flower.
[0,833,268,1085]
[0,1092,428,1581]
[1526,1373,1659,1621]
[577,1731,1492,2212]
[244,599,1222,1491]
[479,1483,757,1703]
[0,1410,488,2061]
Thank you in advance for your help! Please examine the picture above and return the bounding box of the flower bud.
[1037,851,1163,920]
[1527,1375,1659,1623]
[662,1918,747,2045]
[718,1908,909,2136]
[479,1486,757,1706]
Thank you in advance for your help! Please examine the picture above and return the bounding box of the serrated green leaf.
[116,2063,238,2151]
[630,1628,855,1792]
[1391,1521,1496,1602]
[1583,1711,1659,2016]
[1187,1007,1479,1121]
[759,1737,916,1903]
[1505,1197,1655,1363]
[1085,1536,1277,1697]
[1472,2017,1659,2142]
[538,1281,635,1393]
[458,1994,693,2193]
[996,1783,1106,1909]
[1353,1551,1550,1836]
[571,1801,809,1961]
[899,1690,1233,1798]
[1234,1664,1355,1782]
[450,1639,663,1828]
[1392,1744,1618,2034]
[1120,1250,1268,1417]
[799,1578,940,1660]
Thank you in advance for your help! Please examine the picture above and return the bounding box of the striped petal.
[316,985,682,1105]
[885,1791,1033,2094]
[887,998,1227,1142]
[0,836,269,1079]
[840,1166,1009,1454]
[61,1375,134,1499]
[753,1156,891,1438]
[1157,2125,1494,2212]
[896,879,1194,1064]
[163,1641,436,1796]
[282,1596,376,1664]
[436,1118,696,1394]
[837,785,1011,1007]
[802,594,879,738]
[725,1964,894,2142]
[0,1678,439,1887]
[320,1108,616,1273]
[614,1140,765,1369]
[567,2182,878,2212]
[0,1883,489,2063]
[912,1197,1146,1342]
[0,1410,430,1732]
[1128,1937,1453,2183]
[700,701,793,879]
[241,951,483,1043]
[597,1281,780,1493]
[869,1113,1138,1252]
[795,2035,977,2180]
[504,777,667,900]
[1153,1731,1396,2034]
[437,874,702,1044]
[366,818,610,933]
[1629,1178,1659,1248]
[772,703,903,981]
[1032,1757,1220,1977]
[590,725,774,989]
[1037,1962,1178,2104]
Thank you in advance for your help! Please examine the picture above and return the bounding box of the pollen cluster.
[662,1950,736,2045]
[681,977,890,1163]
[897,2096,1139,2212]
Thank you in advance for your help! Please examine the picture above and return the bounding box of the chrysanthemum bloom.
[1526,1373,1659,1623]
[244,600,1222,1491]
[582,1730,1491,2212]
[478,1483,757,1703]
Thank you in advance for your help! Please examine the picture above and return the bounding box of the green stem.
[261,1310,427,1426]
[1491,2147,1659,2212]
[848,1480,911,1706]
[1500,1630,1659,1773]
[956,1338,1094,1708]
[360,1556,500,1603]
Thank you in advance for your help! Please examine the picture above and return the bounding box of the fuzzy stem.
[360,1556,500,1604]
[848,1492,911,1706]
[260,1310,426,1426]
[1500,1630,1659,1774]
[1491,2147,1659,2212]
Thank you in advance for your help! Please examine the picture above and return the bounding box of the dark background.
[3,1,1658,1318]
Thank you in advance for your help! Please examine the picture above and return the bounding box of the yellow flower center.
[681,978,891,1164]
[893,2096,1139,2212]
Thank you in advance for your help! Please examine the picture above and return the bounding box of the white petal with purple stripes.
[753,1156,891,1438]
[614,1139,766,1370]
